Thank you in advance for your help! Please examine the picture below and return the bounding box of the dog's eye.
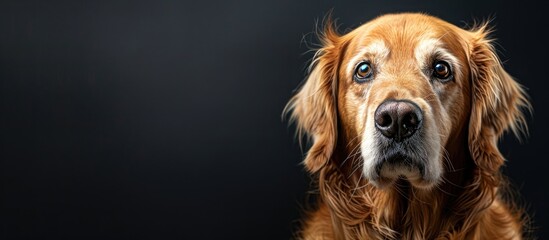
[433,61,452,80]
[354,62,374,83]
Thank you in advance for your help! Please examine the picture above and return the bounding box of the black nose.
[374,100,423,142]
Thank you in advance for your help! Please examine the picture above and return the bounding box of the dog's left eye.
[433,61,452,81]
[354,62,374,83]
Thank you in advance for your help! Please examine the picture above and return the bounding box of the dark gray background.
[1,0,546,239]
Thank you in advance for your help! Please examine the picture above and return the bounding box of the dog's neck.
[321,129,479,239]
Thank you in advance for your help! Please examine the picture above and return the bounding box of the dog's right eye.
[432,61,452,81]
[354,62,374,83]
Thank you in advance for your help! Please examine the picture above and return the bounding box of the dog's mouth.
[376,152,425,176]
[368,149,433,189]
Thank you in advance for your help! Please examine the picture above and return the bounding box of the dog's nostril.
[374,102,399,139]
[376,112,393,128]
[402,112,420,129]
[400,111,422,139]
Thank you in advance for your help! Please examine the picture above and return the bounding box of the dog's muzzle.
[370,99,429,184]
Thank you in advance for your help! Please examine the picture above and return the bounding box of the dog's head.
[286,13,529,189]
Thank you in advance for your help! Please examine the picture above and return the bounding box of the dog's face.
[286,13,528,191]
[337,14,470,189]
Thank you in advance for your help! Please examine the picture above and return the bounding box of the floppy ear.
[467,24,530,173]
[284,21,343,173]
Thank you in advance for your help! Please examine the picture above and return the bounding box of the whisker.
[394,180,413,203]
[340,136,363,167]
[440,146,455,172]
[410,186,429,204]
[435,183,458,197]
[441,175,466,189]
[445,167,466,173]
[347,157,364,179]
[350,169,365,198]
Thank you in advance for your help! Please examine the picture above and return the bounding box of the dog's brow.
[346,40,389,74]
[415,38,461,77]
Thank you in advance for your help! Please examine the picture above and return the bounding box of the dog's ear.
[467,24,530,173]
[284,20,344,173]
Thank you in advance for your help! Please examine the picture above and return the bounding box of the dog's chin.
[366,156,438,190]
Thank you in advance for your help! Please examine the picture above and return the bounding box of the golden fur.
[285,13,530,239]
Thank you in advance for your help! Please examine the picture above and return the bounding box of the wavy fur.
[286,13,531,240]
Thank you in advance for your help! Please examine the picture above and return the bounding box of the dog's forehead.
[348,13,460,54]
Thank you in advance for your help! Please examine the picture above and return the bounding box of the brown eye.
[354,62,374,83]
[433,61,452,80]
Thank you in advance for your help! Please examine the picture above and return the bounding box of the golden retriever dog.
[285,13,531,239]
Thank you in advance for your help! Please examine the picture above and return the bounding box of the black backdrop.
[1,1,547,239]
